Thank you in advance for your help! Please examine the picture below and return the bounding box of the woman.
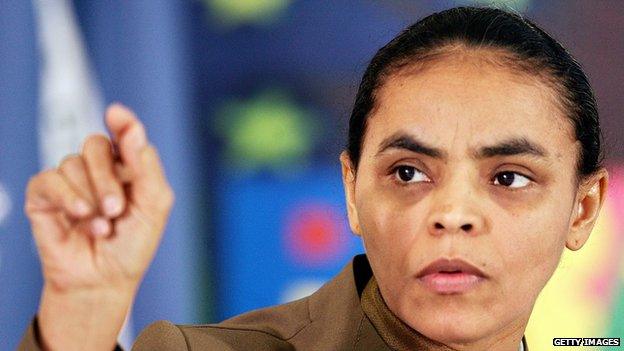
[19,6,608,351]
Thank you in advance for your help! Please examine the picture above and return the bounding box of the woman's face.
[341,52,603,349]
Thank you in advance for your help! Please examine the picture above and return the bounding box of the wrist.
[38,283,138,351]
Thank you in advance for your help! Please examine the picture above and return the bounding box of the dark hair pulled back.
[347,6,604,179]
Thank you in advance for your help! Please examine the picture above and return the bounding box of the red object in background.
[283,203,348,267]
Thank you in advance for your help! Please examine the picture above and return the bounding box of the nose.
[426,175,486,237]
[428,208,482,236]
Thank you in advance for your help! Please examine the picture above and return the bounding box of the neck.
[360,275,528,351]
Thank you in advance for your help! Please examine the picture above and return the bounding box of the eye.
[492,171,532,189]
[393,165,430,183]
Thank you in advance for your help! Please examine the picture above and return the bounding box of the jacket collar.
[350,254,529,351]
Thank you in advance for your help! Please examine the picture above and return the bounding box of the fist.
[24,104,174,293]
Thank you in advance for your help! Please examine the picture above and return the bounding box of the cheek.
[496,193,573,303]
[355,180,427,280]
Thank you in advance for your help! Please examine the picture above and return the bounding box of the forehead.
[364,53,576,156]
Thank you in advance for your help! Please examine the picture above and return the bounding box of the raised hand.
[24,104,174,351]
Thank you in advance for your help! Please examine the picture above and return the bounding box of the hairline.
[353,43,581,175]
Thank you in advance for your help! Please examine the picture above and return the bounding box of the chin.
[421,320,486,345]
[399,300,492,345]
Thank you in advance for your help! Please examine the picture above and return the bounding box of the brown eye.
[394,166,430,183]
[493,171,531,188]
[397,166,415,181]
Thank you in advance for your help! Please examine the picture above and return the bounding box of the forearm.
[38,283,136,351]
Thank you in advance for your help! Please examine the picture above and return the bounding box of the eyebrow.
[376,133,548,160]
[473,137,547,159]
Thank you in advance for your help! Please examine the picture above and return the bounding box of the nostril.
[461,223,473,231]
[434,222,444,229]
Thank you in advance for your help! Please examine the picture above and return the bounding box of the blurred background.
[0,0,622,349]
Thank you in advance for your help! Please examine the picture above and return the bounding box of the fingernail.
[91,217,110,237]
[107,102,130,116]
[131,126,147,150]
[74,200,91,216]
[103,195,122,217]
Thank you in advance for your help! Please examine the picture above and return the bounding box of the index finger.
[104,103,147,176]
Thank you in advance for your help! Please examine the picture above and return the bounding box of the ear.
[340,151,361,236]
[566,168,609,251]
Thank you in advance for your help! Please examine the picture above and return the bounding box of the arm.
[21,104,174,350]
[18,315,124,351]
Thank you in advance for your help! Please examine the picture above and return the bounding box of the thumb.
[130,144,175,224]
[105,103,174,222]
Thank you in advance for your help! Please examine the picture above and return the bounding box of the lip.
[416,258,488,294]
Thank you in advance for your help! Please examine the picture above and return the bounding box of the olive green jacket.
[19,254,528,350]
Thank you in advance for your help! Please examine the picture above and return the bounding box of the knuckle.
[163,186,175,206]
[153,185,174,212]
[24,170,61,213]
[23,201,32,215]
[58,154,82,170]
[82,133,111,153]
[95,170,123,193]
[25,174,39,194]
[27,169,48,187]
[23,185,36,213]
[40,169,60,187]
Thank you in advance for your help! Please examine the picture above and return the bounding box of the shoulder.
[133,298,309,351]
[133,254,373,351]
[132,320,189,351]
